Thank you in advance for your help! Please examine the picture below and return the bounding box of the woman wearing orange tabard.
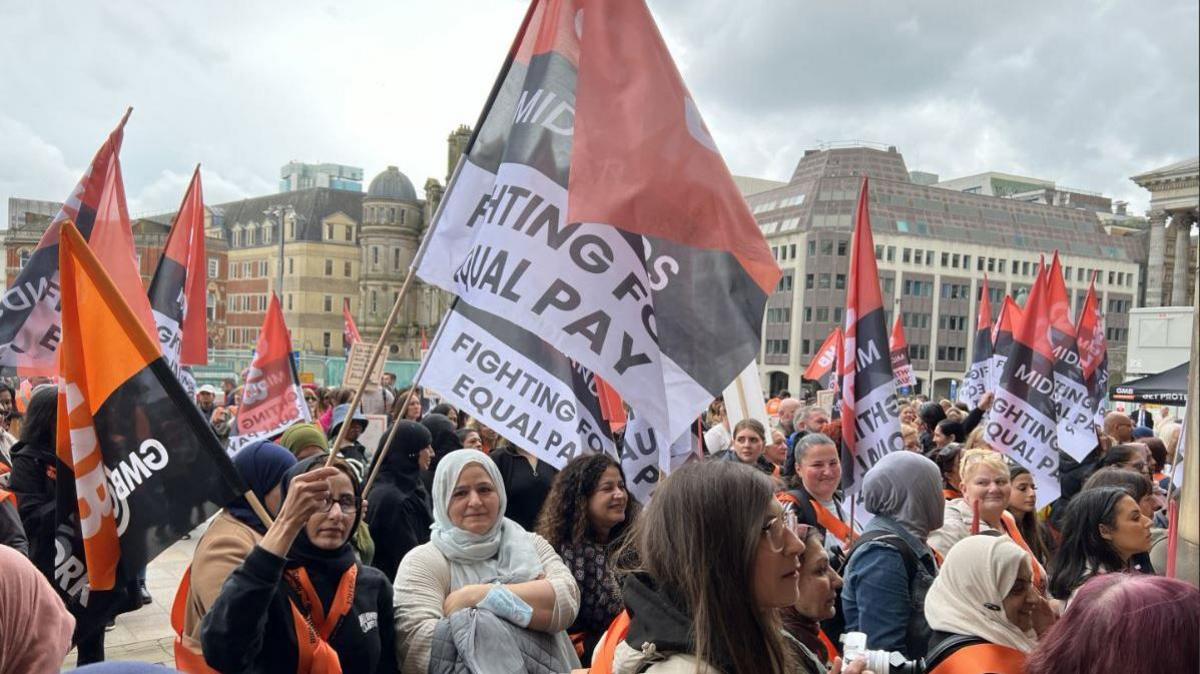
[200,455,397,673]
[929,449,1047,591]
[924,536,1056,674]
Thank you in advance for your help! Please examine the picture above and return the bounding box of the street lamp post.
[264,204,296,301]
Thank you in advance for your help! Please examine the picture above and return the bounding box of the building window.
[903,248,912,264]
[288,257,294,275]
[372,246,379,265]
[371,290,378,314]
[804,307,813,321]
[325,259,333,276]
[914,250,924,265]
[393,248,401,270]
[400,209,407,225]
[344,260,352,277]
[834,307,843,323]
[876,245,884,260]
[345,225,354,242]
[816,307,829,321]
[837,241,847,256]
[821,241,833,256]
[808,240,816,256]
[818,274,831,289]
[835,274,846,290]
[208,258,219,278]
[324,295,333,312]
[287,294,293,311]
[323,332,332,349]
[805,274,814,290]
[327,224,334,240]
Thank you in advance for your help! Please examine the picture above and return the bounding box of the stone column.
[1145,210,1168,307]
[1171,212,1195,306]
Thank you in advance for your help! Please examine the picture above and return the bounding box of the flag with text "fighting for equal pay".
[414,0,781,454]
[840,178,903,521]
[228,294,311,453]
[985,267,1061,507]
[1075,276,1108,427]
[958,275,993,408]
[889,314,914,391]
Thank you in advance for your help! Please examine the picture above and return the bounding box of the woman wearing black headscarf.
[420,413,462,492]
[201,454,397,673]
[180,441,296,663]
[366,421,434,582]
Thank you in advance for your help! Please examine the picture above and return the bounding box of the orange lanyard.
[285,565,357,673]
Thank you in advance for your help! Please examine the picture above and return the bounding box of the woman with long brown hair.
[535,453,639,665]
[593,461,867,674]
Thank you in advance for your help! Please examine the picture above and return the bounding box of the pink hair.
[1026,573,1199,674]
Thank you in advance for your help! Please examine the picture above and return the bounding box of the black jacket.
[366,478,432,583]
[8,441,58,571]
[0,498,28,556]
[201,546,397,674]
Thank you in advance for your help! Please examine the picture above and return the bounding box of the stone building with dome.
[358,165,451,359]
[90,127,468,359]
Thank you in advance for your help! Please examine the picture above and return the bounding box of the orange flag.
[56,220,240,622]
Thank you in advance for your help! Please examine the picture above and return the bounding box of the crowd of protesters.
[0,373,1196,673]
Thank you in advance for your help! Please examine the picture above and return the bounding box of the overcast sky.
[2,0,1196,226]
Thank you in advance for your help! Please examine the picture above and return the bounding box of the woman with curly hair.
[535,453,639,665]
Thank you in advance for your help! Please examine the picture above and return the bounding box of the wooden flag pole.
[326,268,416,467]
[330,1,541,470]
[244,490,275,528]
[362,311,452,494]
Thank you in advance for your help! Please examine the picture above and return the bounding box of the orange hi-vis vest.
[285,565,357,674]
[589,610,632,674]
[999,511,1046,591]
[171,563,357,674]
[776,491,858,546]
[171,566,219,674]
[927,643,1026,674]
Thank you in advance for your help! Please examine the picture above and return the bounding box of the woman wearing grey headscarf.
[840,451,945,660]
[391,449,580,673]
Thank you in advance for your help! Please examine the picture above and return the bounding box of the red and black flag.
[148,165,209,397]
[54,220,242,639]
[840,178,903,515]
[804,326,843,391]
[342,297,361,357]
[989,296,1022,394]
[1046,252,1095,461]
[414,0,781,452]
[1,109,157,375]
[985,264,1060,506]
[229,294,310,452]
[890,315,914,391]
[1076,276,1108,425]
[959,276,994,407]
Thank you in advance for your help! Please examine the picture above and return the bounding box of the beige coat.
[180,511,262,655]
[392,533,580,673]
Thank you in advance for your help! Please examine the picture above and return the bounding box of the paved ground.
[61,521,207,671]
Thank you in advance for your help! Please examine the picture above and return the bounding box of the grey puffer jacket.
[428,607,577,674]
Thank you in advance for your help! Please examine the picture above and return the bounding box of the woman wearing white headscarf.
[923,536,1048,674]
[391,450,580,672]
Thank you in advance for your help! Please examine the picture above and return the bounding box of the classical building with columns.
[1132,158,1199,308]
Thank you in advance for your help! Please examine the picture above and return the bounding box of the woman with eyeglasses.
[590,461,868,674]
[201,455,397,673]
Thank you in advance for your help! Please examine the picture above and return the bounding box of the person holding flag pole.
[11,220,266,664]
